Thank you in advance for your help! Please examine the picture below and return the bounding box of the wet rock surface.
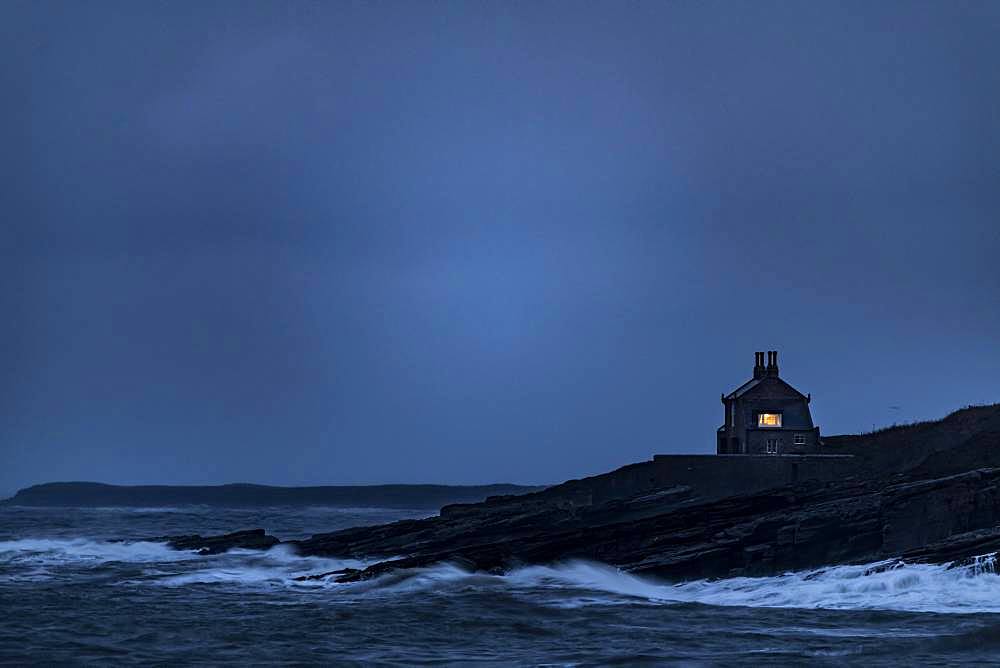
[159,529,280,555]
[287,468,1000,583]
[151,405,1000,582]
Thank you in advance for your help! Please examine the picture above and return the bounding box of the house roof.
[724,375,807,401]
[724,377,763,399]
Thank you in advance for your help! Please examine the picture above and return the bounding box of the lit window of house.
[765,439,778,454]
[758,413,782,427]
[793,433,806,445]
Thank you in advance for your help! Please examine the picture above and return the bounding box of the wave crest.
[6,535,1000,614]
[0,538,197,565]
[328,556,1000,614]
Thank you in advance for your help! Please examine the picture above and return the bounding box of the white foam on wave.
[335,557,1000,614]
[0,538,199,566]
[505,559,1000,614]
[336,561,500,595]
[0,538,371,587]
[667,560,1000,614]
[11,532,999,614]
[153,544,369,587]
[508,561,668,602]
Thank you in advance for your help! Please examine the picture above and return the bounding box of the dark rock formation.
[160,529,280,555]
[147,404,1000,583]
[287,466,1000,583]
[823,403,1000,475]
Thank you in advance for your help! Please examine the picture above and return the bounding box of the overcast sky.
[2,1,998,494]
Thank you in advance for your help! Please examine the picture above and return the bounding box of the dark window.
[793,433,806,445]
[765,439,778,454]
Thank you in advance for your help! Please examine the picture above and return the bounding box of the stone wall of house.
[745,427,821,454]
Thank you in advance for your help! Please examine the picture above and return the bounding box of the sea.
[2,505,1000,666]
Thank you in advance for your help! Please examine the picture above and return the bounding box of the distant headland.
[0,482,544,509]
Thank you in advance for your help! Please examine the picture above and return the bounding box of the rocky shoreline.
[155,403,1000,583]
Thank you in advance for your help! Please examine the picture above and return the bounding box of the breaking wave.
[0,538,198,565]
[4,536,1000,614]
[329,557,1000,614]
[154,545,368,587]
[0,539,367,588]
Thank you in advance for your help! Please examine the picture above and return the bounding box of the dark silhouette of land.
[1,482,543,509]
[149,403,1000,582]
[12,403,1000,583]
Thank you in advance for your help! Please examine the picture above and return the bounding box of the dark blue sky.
[2,1,998,494]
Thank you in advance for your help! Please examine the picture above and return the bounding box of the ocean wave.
[152,545,369,587]
[326,557,1000,614]
[0,538,199,566]
[7,533,1000,614]
[661,559,1000,613]
[0,538,373,588]
[509,559,1000,614]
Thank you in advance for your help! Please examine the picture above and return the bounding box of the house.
[717,351,820,455]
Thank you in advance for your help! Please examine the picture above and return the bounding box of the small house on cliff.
[717,351,820,455]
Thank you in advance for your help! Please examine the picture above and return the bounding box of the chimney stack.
[753,351,765,379]
[766,350,779,377]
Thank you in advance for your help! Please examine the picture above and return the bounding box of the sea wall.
[648,454,857,501]
[499,454,859,510]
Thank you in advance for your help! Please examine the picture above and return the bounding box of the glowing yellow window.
[758,413,782,427]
